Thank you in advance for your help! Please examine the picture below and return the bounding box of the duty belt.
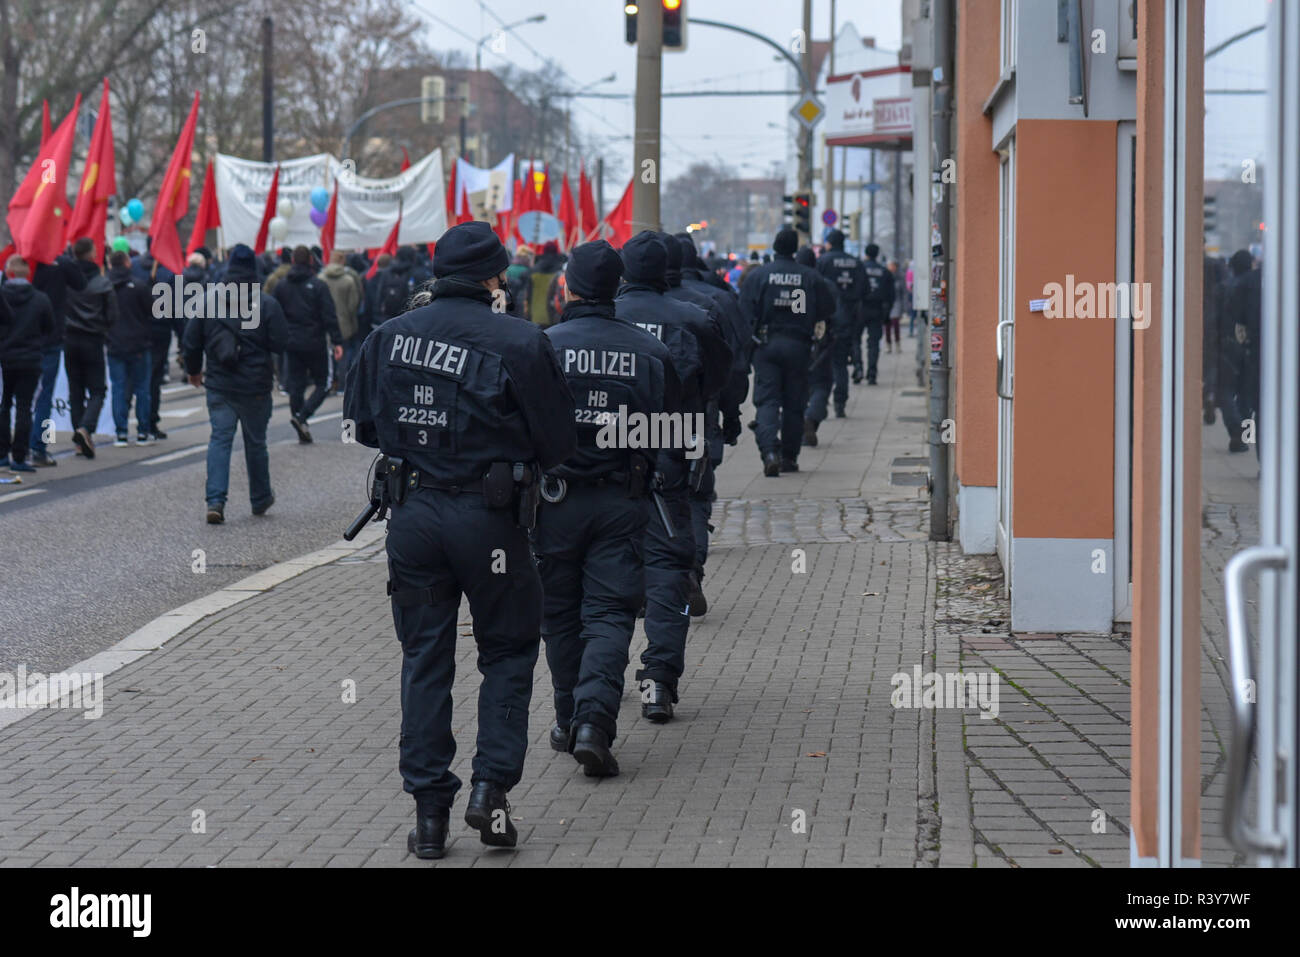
[406,470,486,495]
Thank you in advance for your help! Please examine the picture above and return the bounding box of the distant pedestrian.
[885,259,903,352]
[272,245,341,443]
[182,244,289,524]
[0,255,54,473]
[63,237,118,458]
[106,251,155,446]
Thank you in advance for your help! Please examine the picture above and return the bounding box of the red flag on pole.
[596,178,635,249]
[579,163,598,241]
[319,179,339,263]
[366,212,401,279]
[40,101,52,149]
[66,80,117,261]
[400,147,411,172]
[186,160,220,257]
[148,91,200,274]
[455,179,473,225]
[7,95,81,265]
[536,162,554,214]
[558,172,577,250]
[253,164,280,255]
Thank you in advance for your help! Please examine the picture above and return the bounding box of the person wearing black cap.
[813,228,869,418]
[739,228,832,475]
[860,242,894,385]
[181,244,289,524]
[344,221,576,859]
[796,245,839,447]
[534,240,680,777]
[615,230,726,723]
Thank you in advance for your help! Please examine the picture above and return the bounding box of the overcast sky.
[411,0,902,184]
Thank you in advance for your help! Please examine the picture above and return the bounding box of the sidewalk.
[0,339,1130,867]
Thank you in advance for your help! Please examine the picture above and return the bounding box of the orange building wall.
[952,2,1001,490]
[1011,121,1116,540]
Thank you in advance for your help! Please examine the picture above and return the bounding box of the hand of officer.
[333,345,344,361]
[188,373,203,388]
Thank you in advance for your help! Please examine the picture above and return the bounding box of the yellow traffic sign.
[790,94,825,129]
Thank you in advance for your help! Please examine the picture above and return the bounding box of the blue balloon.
[126,198,144,222]
[310,187,330,212]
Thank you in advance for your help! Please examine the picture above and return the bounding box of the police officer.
[535,241,680,776]
[860,242,895,386]
[740,228,830,475]
[344,221,576,860]
[812,228,868,417]
[667,233,746,617]
[615,231,729,722]
[796,246,838,447]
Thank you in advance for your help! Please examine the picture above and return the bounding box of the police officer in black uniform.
[796,245,839,447]
[740,228,830,476]
[813,228,868,416]
[534,240,680,777]
[667,233,746,617]
[344,221,576,860]
[615,231,729,722]
[860,242,895,386]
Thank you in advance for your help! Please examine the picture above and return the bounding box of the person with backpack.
[272,245,341,443]
[372,247,420,327]
[319,250,366,392]
[182,244,289,524]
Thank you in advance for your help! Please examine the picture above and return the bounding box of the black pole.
[459,114,467,160]
[596,157,604,217]
[261,17,273,163]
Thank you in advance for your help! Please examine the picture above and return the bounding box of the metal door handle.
[1223,544,1288,855]
[996,319,1014,400]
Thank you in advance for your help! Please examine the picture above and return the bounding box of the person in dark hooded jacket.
[29,249,86,465]
[371,246,421,327]
[1,255,54,472]
[63,237,119,457]
[272,245,341,442]
[182,244,289,524]
[106,251,155,445]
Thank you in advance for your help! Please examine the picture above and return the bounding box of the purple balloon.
[309,208,328,228]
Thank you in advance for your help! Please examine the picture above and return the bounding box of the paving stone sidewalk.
[0,341,1131,867]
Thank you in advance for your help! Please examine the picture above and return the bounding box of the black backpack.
[205,316,242,370]
[376,270,414,322]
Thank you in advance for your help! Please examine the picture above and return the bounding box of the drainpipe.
[928,0,954,542]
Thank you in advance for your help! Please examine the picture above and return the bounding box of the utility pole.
[631,0,663,233]
[797,0,814,245]
[892,149,902,258]
[929,0,954,542]
[261,17,274,162]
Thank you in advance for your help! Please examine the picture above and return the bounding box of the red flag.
[535,163,554,214]
[7,95,81,265]
[558,173,578,250]
[596,178,635,249]
[579,163,598,242]
[186,160,220,257]
[366,214,400,279]
[455,179,472,225]
[400,147,411,172]
[66,80,117,261]
[319,179,339,263]
[148,91,200,274]
[253,164,280,255]
[40,101,51,148]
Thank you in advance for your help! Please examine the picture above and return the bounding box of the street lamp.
[476,14,547,72]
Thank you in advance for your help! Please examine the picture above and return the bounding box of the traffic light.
[792,192,811,235]
[623,1,688,50]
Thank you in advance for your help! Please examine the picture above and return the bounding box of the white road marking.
[158,407,201,419]
[307,411,344,424]
[0,488,48,504]
[161,384,193,395]
[139,445,208,465]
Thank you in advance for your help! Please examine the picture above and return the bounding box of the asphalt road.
[0,368,376,676]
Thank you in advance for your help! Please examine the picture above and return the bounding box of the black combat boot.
[762,451,781,477]
[802,418,818,447]
[834,403,846,418]
[572,724,620,778]
[407,805,450,860]
[464,781,517,847]
[642,680,674,723]
[549,723,570,752]
[780,457,799,473]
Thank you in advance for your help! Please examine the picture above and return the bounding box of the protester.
[505,244,533,318]
[182,244,289,524]
[63,237,118,458]
[272,245,341,443]
[371,247,420,327]
[528,240,564,326]
[106,250,154,446]
[29,247,86,466]
[319,250,366,391]
[0,256,54,473]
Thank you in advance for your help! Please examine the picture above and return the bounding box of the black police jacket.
[181,263,290,396]
[106,267,154,357]
[344,276,577,483]
[862,257,895,316]
[740,253,828,342]
[544,300,681,481]
[273,264,340,353]
[816,247,868,334]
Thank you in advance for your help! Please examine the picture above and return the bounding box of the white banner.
[454,154,514,219]
[214,151,447,251]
